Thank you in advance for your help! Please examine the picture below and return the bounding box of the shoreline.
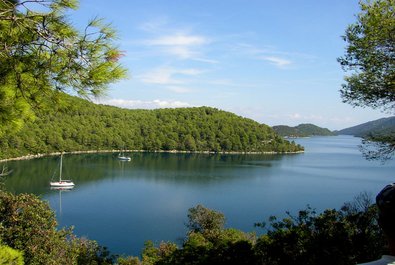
[0,149,304,162]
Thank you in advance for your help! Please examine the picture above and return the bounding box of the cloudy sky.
[70,0,390,130]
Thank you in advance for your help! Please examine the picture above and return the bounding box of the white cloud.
[288,113,302,120]
[166,86,193,93]
[145,34,208,46]
[193,57,219,64]
[152,99,191,108]
[287,113,324,122]
[261,56,292,68]
[205,79,258,88]
[167,46,197,59]
[143,32,211,60]
[135,19,217,63]
[98,98,192,109]
[176,68,203,75]
[234,43,303,69]
[139,68,182,85]
[138,67,203,85]
[235,43,274,55]
[138,17,169,33]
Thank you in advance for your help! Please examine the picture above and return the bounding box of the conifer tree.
[0,0,127,136]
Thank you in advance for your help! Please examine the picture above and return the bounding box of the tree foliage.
[338,0,395,160]
[360,133,395,161]
[0,94,303,159]
[0,0,127,136]
[0,190,70,264]
[136,196,385,265]
[273,123,335,137]
[338,0,395,111]
[0,190,115,264]
[0,191,387,265]
[186,204,225,237]
[0,243,24,265]
[255,195,383,265]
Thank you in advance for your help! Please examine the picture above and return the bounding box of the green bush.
[0,190,115,265]
[0,244,24,265]
[0,190,385,265]
[143,196,385,265]
[254,194,385,265]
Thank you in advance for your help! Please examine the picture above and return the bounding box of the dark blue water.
[3,135,394,256]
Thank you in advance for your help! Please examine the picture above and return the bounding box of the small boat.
[118,152,131,161]
[50,154,75,188]
[50,186,74,190]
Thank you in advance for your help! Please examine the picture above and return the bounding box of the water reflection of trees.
[106,152,286,184]
[3,154,110,195]
[2,152,290,194]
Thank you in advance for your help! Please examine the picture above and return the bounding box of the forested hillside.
[273,124,335,137]
[0,95,303,159]
[336,117,395,137]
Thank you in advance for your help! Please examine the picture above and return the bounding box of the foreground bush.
[254,199,384,264]
[141,196,385,265]
[0,190,114,265]
[0,244,24,265]
[0,190,386,265]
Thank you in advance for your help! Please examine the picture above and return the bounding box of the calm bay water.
[3,135,395,256]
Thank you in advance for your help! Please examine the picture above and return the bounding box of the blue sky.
[71,0,390,130]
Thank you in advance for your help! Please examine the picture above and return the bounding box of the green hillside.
[336,117,395,137]
[273,124,335,137]
[0,95,303,159]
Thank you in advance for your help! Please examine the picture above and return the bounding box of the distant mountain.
[273,124,335,137]
[336,116,395,137]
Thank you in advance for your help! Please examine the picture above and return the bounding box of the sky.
[69,0,391,130]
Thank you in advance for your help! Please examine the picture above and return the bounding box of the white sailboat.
[50,154,75,188]
[118,151,131,161]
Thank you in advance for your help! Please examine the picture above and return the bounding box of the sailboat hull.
[50,181,75,188]
[118,156,131,161]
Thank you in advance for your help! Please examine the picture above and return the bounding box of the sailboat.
[117,150,131,161]
[50,154,75,188]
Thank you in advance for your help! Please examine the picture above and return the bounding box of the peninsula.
[0,95,303,160]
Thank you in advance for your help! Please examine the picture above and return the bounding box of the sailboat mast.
[59,154,63,182]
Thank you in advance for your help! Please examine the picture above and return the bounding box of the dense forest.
[273,124,335,137]
[0,95,303,160]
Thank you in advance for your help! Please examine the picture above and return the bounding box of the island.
[272,123,335,138]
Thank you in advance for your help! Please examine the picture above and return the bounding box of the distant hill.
[336,116,395,137]
[0,95,303,159]
[273,124,335,137]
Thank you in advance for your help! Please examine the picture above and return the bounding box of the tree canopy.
[134,196,385,265]
[273,124,335,137]
[0,94,304,159]
[338,0,395,160]
[0,0,127,136]
[0,189,117,264]
[338,0,395,111]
